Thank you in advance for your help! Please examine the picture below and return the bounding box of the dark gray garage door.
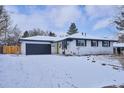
[26,43,51,55]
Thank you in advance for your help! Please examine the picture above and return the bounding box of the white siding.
[21,39,116,55]
[65,40,114,55]
[58,42,63,54]
[52,42,63,55]
[21,42,26,55]
[51,43,57,54]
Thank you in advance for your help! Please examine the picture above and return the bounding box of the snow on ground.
[0,54,124,88]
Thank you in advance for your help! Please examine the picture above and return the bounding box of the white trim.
[113,43,124,47]
[21,41,51,44]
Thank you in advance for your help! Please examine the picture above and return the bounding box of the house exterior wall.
[63,40,115,55]
[51,42,57,54]
[21,42,26,55]
[20,39,116,55]
[51,41,64,55]
[57,41,63,54]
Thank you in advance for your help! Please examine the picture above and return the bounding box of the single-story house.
[19,33,118,55]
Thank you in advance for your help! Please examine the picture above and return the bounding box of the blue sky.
[5,5,120,37]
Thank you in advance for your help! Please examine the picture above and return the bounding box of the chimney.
[82,32,83,36]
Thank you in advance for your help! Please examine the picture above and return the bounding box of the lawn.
[0,54,124,88]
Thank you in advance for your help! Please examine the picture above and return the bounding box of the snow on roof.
[113,42,124,47]
[20,33,118,42]
[67,33,118,41]
[20,36,66,42]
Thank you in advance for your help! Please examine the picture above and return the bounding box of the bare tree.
[114,6,124,42]
[21,28,57,38]
[6,25,21,44]
[29,28,44,36]
[0,5,11,44]
[27,28,53,37]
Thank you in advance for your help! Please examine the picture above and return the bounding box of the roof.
[20,36,55,41]
[20,36,66,42]
[113,42,124,47]
[20,33,118,42]
[66,33,118,41]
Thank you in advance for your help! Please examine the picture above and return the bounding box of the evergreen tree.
[67,23,78,35]
[22,31,29,38]
[49,31,56,37]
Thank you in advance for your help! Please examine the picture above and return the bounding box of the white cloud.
[5,6,50,31]
[5,5,82,32]
[93,18,111,31]
[4,5,120,34]
[5,6,19,14]
[46,6,82,28]
[84,6,119,31]
[84,6,119,20]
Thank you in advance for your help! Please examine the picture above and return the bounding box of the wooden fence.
[3,45,21,54]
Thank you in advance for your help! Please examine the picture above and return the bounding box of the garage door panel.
[26,44,51,55]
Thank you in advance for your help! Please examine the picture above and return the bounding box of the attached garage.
[19,36,57,55]
[26,44,51,55]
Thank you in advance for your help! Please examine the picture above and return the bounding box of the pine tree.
[22,31,29,38]
[67,23,78,35]
[49,31,56,37]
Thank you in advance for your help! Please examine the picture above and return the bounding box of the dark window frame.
[102,41,110,47]
[76,39,87,46]
[91,40,98,47]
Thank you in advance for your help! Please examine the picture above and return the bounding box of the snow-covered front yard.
[0,54,124,88]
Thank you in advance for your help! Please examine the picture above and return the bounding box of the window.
[102,41,110,47]
[91,40,98,47]
[76,40,86,46]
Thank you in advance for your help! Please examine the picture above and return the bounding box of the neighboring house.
[118,31,124,43]
[19,33,118,55]
[113,31,124,55]
[113,43,124,55]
